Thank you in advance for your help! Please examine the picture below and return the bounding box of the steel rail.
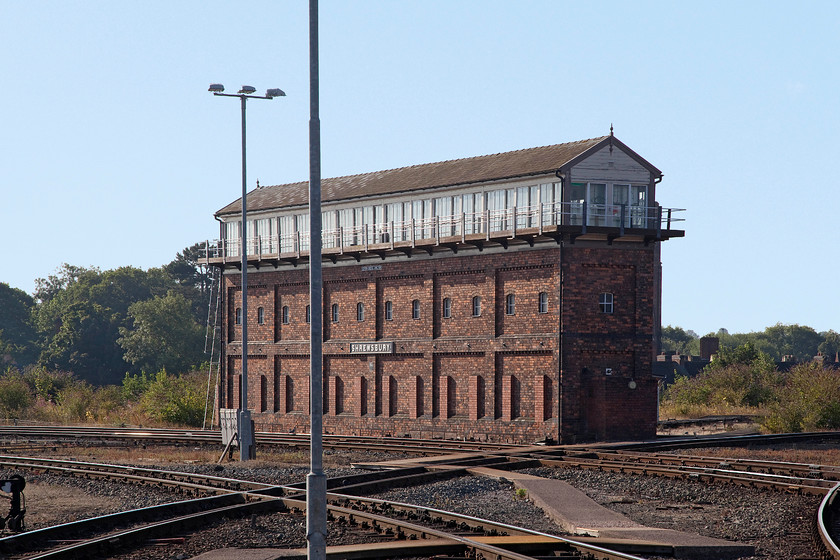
[818,482,840,559]
[0,456,273,494]
[283,492,641,560]
[530,455,833,495]
[0,453,645,560]
[0,424,523,453]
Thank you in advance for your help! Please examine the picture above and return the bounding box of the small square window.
[599,292,614,314]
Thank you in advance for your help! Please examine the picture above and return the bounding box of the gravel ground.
[0,458,827,560]
[522,466,822,560]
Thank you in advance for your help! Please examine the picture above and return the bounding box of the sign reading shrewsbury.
[349,342,395,354]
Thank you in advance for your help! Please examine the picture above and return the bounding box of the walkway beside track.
[470,466,755,560]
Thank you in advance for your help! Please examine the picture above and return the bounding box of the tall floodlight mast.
[209,83,285,461]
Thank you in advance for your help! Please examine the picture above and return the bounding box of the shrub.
[56,382,95,422]
[22,366,75,403]
[0,368,34,418]
[763,363,840,432]
[662,363,782,412]
[140,370,206,427]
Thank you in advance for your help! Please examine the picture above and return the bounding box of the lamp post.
[210,83,285,461]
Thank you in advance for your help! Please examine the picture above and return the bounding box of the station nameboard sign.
[349,341,395,354]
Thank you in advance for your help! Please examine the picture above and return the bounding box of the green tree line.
[661,324,840,362]
[0,243,212,386]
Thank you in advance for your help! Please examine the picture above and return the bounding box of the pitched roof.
[216,135,654,216]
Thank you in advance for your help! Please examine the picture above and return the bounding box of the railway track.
[0,424,524,455]
[0,455,643,560]
[1,427,839,558]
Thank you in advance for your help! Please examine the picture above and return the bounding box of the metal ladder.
[202,264,222,430]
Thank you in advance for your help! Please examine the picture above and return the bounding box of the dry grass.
[32,445,313,467]
[658,403,763,420]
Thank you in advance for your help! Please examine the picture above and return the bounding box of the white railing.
[207,202,685,259]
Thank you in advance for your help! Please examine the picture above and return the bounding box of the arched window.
[357,302,365,321]
[472,296,481,317]
[258,306,265,324]
[505,293,516,315]
[412,299,420,319]
[331,303,339,323]
[385,300,393,321]
[599,292,614,314]
[281,305,289,324]
[235,307,242,325]
[442,297,451,319]
[305,304,311,324]
[538,292,548,314]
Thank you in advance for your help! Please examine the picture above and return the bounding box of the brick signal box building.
[205,134,683,443]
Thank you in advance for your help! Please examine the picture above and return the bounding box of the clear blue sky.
[2,1,837,336]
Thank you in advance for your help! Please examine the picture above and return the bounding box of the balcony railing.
[208,202,684,260]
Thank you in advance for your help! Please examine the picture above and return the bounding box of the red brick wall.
[219,241,659,443]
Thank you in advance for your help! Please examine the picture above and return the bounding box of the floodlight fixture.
[208,81,284,462]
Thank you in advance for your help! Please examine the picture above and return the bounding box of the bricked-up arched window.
[505,294,516,315]
[538,292,548,314]
[331,303,339,323]
[258,307,265,324]
[599,292,614,314]
[385,301,393,320]
[357,302,365,321]
[235,307,242,325]
[281,306,289,324]
[412,299,420,319]
[305,305,311,323]
[442,297,451,318]
[472,296,481,317]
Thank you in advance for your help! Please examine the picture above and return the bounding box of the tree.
[706,341,775,374]
[0,283,37,367]
[118,291,205,375]
[660,325,700,355]
[163,242,215,323]
[33,266,172,385]
[34,264,94,304]
[818,330,840,361]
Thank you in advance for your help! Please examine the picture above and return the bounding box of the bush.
[763,363,840,432]
[0,368,34,418]
[662,363,782,413]
[56,382,96,422]
[140,370,206,427]
[22,366,75,403]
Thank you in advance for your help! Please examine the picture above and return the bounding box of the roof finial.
[610,123,614,136]
[256,179,261,189]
